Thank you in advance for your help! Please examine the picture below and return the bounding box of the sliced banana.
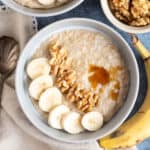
[81,111,103,131]
[29,75,53,100]
[62,112,84,134]
[38,0,55,6]
[48,105,70,129]
[27,58,50,80]
[39,87,62,112]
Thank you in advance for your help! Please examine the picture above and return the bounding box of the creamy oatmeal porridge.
[27,29,129,134]
[14,0,72,9]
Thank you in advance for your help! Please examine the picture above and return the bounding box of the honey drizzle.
[110,81,120,101]
[109,66,123,80]
[110,90,119,101]
[88,65,110,89]
[88,64,122,102]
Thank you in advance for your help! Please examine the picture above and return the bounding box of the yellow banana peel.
[132,34,150,60]
[99,34,150,149]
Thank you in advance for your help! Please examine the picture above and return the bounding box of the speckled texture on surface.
[37,0,150,149]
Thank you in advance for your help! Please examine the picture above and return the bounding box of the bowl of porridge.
[100,0,150,33]
[16,18,139,142]
[1,0,84,17]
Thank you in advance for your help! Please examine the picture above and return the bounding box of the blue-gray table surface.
[0,0,149,149]
[37,0,150,149]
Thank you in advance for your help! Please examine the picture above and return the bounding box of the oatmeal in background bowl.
[14,0,72,9]
[26,29,129,134]
[1,0,84,17]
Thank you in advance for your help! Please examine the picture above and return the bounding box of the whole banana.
[99,34,150,149]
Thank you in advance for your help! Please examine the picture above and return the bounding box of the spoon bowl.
[0,36,19,107]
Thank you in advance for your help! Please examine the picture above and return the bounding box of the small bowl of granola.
[100,0,150,33]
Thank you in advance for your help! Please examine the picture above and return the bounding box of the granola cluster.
[49,43,99,112]
[109,0,150,26]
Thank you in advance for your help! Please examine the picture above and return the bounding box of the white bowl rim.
[100,0,150,34]
[1,0,84,17]
[15,18,139,143]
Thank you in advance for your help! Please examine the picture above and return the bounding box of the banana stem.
[130,34,150,60]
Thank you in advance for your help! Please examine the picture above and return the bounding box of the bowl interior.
[100,0,150,34]
[1,0,84,17]
[16,18,139,143]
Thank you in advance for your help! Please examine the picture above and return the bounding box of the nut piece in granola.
[109,0,150,27]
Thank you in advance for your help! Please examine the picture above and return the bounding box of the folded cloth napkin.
[0,5,137,150]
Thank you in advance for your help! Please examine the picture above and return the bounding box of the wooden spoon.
[0,36,19,108]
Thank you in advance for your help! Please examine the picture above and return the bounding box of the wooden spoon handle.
[0,73,4,108]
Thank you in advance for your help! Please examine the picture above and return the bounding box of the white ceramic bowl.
[1,0,84,17]
[16,18,139,143]
[100,0,150,33]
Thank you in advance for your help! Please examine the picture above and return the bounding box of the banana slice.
[38,0,55,6]
[29,75,53,100]
[62,112,84,134]
[81,112,103,131]
[27,58,50,80]
[39,87,62,112]
[48,105,70,129]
